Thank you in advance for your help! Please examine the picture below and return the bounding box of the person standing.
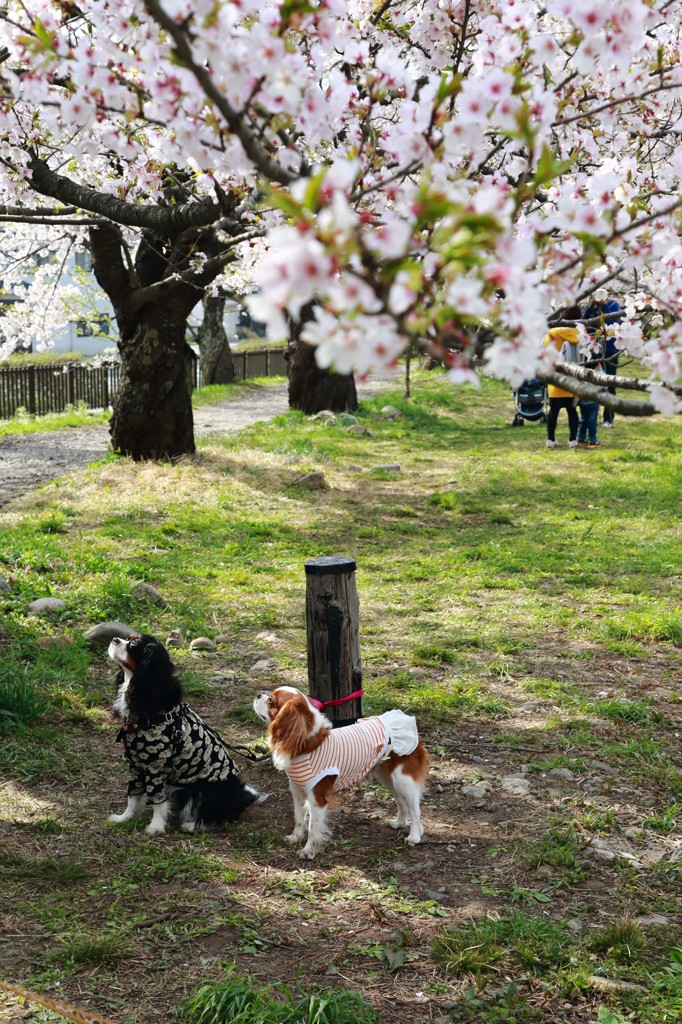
[582,288,623,427]
[541,305,582,449]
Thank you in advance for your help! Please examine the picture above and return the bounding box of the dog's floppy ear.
[268,693,314,759]
[128,638,182,723]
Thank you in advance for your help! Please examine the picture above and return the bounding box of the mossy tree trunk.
[90,223,219,460]
[196,294,235,385]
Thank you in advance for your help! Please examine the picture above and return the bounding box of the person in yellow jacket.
[541,304,582,449]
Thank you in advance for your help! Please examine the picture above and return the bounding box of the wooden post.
[305,556,363,727]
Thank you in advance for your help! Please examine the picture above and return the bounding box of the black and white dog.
[108,634,262,835]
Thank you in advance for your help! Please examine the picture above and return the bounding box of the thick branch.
[555,361,682,396]
[89,222,137,314]
[0,204,78,216]
[28,157,221,233]
[537,369,657,416]
[0,216,105,225]
[125,227,264,315]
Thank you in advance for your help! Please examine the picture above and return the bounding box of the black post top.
[305,556,357,576]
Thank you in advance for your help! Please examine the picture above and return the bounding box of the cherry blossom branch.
[555,361,682,396]
[27,156,222,232]
[0,215,104,225]
[553,79,682,128]
[0,204,78,216]
[537,369,658,416]
[141,0,303,185]
[552,196,682,278]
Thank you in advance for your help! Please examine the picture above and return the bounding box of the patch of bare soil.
[2,639,681,1024]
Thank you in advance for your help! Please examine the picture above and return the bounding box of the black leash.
[224,741,271,764]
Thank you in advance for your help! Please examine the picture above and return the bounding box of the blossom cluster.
[0,1,680,409]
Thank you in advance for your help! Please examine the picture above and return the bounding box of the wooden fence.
[0,348,288,420]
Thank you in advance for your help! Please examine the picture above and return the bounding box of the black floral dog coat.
[118,703,240,805]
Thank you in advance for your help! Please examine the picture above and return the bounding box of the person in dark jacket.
[582,288,623,426]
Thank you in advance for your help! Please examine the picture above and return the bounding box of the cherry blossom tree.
[0,0,680,459]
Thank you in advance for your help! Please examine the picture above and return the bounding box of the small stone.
[549,768,575,781]
[462,784,490,799]
[500,775,531,796]
[591,845,616,863]
[256,631,281,644]
[166,629,183,648]
[84,621,138,646]
[190,637,216,652]
[668,844,682,864]
[371,463,401,473]
[311,410,337,422]
[339,413,358,426]
[518,700,543,711]
[423,889,446,902]
[640,848,666,867]
[589,760,617,774]
[250,659,271,674]
[634,913,669,927]
[36,635,72,649]
[0,576,11,593]
[214,634,230,645]
[381,405,401,418]
[347,424,369,435]
[566,919,582,933]
[30,597,66,614]
[295,471,326,489]
[623,827,641,840]
[132,583,166,607]
[535,864,554,879]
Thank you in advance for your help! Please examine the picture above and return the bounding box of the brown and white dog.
[253,686,429,859]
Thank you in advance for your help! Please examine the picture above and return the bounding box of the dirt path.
[0,379,396,508]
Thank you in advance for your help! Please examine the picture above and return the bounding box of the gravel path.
[0,379,396,509]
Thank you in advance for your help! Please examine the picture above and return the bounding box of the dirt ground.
[2,635,681,1024]
[0,377,396,508]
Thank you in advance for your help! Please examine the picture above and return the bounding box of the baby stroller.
[511,378,547,426]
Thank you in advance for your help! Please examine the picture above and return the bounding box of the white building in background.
[50,251,116,357]
[1,242,260,359]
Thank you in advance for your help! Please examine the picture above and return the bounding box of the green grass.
[0,403,110,437]
[191,375,286,409]
[181,967,379,1024]
[434,912,682,1023]
[433,911,576,976]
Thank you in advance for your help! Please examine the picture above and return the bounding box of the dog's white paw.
[108,812,132,824]
[298,844,317,860]
[387,817,408,830]
[286,831,306,845]
[179,821,196,833]
[144,823,166,836]
[405,830,424,846]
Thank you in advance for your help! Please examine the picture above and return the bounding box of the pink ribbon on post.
[307,688,364,711]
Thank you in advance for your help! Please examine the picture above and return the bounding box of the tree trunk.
[196,294,235,385]
[89,223,204,461]
[287,306,358,414]
[110,299,196,460]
